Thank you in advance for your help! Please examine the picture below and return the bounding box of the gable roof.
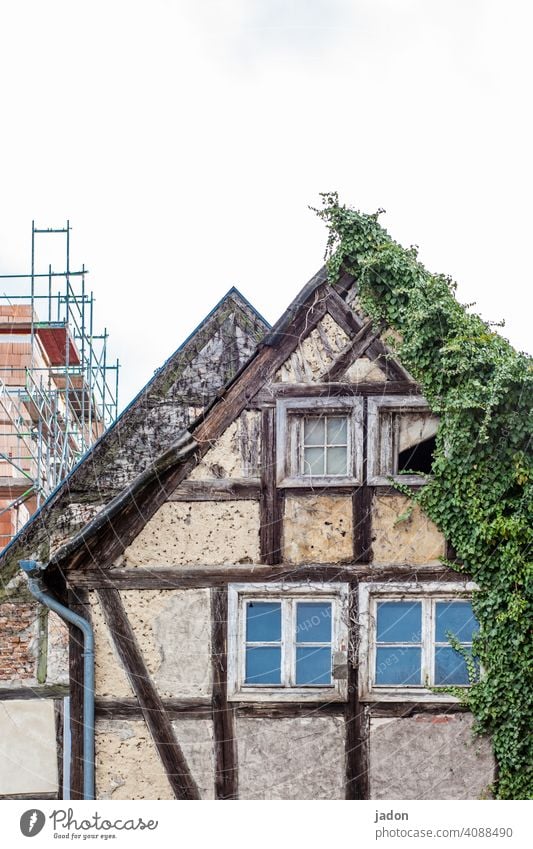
[27,266,419,583]
[0,287,269,586]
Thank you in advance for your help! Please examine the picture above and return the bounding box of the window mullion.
[283,599,293,687]
[423,598,432,687]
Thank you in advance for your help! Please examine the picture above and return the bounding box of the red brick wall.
[0,602,36,681]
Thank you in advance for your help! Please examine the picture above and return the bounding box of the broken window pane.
[396,412,439,475]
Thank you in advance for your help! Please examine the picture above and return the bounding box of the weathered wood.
[374,484,425,496]
[353,487,373,563]
[325,289,412,383]
[194,286,329,447]
[96,588,200,800]
[324,288,364,336]
[167,479,261,502]
[260,381,421,399]
[354,397,373,562]
[68,588,89,801]
[366,702,470,717]
[345,583,369,799]
[54,698,64,801]
[211,587,238,800]
[259,408,282,564]
[323,319,379,382]
[0,685,69,701]
[69,564,463,589]
[0,792,59,800]
[49,284,330,577]
[234,702,344,718]
[95,698,212,720]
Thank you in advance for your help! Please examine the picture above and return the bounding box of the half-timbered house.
[1,269,495,800]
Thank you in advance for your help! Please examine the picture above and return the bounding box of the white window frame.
[367,395,438,486]
[276,396,364,487]
[227,582,350,702]
[358,581,478,703]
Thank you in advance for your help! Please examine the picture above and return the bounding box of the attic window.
[301,415,348,476]
[367,396,438,485]
[276,396,363,487]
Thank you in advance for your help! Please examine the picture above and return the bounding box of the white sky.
[0,1,531,411]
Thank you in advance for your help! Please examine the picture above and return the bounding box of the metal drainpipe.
[20,559,95,801]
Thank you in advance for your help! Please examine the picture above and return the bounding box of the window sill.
[228,684,348,703]
[359,688,466,703]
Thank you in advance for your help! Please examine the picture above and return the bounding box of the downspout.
[19,559,95,801]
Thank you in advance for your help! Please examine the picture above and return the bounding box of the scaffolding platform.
[0,221,119,548]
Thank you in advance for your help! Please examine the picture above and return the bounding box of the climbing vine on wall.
[315,193,532,800]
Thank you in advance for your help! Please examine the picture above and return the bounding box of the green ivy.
[315,193,533,800]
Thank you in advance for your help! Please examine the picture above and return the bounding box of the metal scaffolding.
[0,221,119,547]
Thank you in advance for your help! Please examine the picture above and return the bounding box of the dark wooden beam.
[96,588,200,800]
[260,408,283,564]
[69,564,462,590]
[54,698,64,801]
[260,381,421,399]
[353,397,373,563]
[353,487,373,563]
[345,583,369,799]
[0,685,69,701]
[234,702,344,718]
[366,701,469,717]
[95,698,212,721]
[167,479,260,502]
[325,288,412,383]
[68,587,89,801]
[211,587,238,800]
[323,319,378,382]
[0,792,59,800]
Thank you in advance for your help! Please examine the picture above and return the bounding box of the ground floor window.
[358,582,479,701]
[228,583,349,702]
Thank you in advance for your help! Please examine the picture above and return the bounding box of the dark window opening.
[398,435,436,475]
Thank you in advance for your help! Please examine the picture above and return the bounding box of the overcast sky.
[0,1,531,411]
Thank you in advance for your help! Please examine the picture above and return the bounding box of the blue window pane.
[375,647,422,685]
[376,602,422,643]
[245,647,281,684]
[295,647,332,685]
[434,647,479,685]
[296,602,332,643]
[435,602,478,643]
[246,602,281,642]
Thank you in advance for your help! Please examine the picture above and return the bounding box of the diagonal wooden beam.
[325,288,412,383]
[322,318,380,382]
[97,588,200,800]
